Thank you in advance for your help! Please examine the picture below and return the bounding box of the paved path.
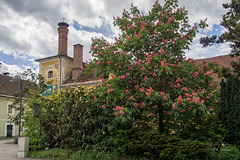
[0,138,40,160]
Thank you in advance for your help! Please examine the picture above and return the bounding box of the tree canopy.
[86,0,220,133]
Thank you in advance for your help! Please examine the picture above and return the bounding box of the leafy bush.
[207,146,240,160]
[37,86,119,151]
[114,127,211,159]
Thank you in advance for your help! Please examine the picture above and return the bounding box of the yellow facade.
[41,59,60,88]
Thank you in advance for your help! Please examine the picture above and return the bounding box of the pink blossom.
[108,89,111,93]
[126,73,129,76]
[176,78,181,83]
[161,47,164,55]
[107,61,111,65]
[164,96,168,100]
[178,95,182,101]
[176,83,180,88]
[151,113,155,117]
[207,106,212,109]
[160,91,164,96]
[142,67,145,71]
[134,32,137,37]
[138,33,142,39]
[111,88,115,92]
[120,110,125,115]
[154,65,157,69]
[152,105,157,109]
[185,93,191,97]
[161,61,166,67]
[140,88,145,92]
[125,90,130,94]
[142,102,146,107]
[94,97,97,103]
[167,18,171,24]
[130,96,133,100]
[192,93,197,96]
[210,93,213,97]
[107,84,111,87]
[173,104,177,110]
[153,73,156,77]
[137,60,141,66]
[187,98,191,101]
[119,75,125,79]
[201,100,205,104]
[206,96,210,99]
[178,62,182,67]
[110,73,115,78]
[114,113,118,116]
[135,85,139,90]
[134,103,138,108]
[145,92,151,96]
[192,71,199,77]
[145,76,148,81]
[102,105,106,109]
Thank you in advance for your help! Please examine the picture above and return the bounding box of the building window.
[7,103,14,115]
[48,71,53,79]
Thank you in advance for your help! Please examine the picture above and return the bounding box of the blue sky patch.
[73,16,114,37]
[199,24,223,36]
[0,51,34,68]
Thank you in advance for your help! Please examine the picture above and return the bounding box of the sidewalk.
[0,138,40,160]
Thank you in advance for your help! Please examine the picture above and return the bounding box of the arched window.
[48,71,53,79]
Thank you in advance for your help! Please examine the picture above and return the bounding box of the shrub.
[206,146,240,160]
[114,127,211,159]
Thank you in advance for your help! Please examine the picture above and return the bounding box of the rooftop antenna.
[63,18,65,22]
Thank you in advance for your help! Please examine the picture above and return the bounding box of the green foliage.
[114,127,211,159]
[87,0,220,135]
[28,85,123,151]
[220,76,240,145]
[207,146,240,160]
[28,148,72,160]
[176,104,228,146]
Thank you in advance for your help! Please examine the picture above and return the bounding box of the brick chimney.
[58,22,69,55]
[72,44,83,79]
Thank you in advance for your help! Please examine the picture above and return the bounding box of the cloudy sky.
[0,0,231,76]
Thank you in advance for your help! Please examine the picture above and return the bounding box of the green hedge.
[114,127,211,159]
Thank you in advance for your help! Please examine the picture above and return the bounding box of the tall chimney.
[72,44,83,79]
[58,22,69,55]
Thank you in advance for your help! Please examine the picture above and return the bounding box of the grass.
[28,148,72,160]
[28,148,140,160]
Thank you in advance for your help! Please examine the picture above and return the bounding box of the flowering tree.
[86,0,219,133]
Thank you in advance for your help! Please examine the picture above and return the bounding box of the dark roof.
[0,74,36,98]
[62,69,101,85]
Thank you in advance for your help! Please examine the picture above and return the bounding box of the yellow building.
[36,22,101,96]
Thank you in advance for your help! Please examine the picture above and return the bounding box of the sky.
[0,0,232,76]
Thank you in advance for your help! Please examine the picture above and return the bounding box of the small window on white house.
[7,103,14,115]
[48,71,53,79]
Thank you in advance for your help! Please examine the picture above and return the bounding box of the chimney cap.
[58,22,69,27]
[74,43,84,47]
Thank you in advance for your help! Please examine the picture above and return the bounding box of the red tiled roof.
[195,54,240,83]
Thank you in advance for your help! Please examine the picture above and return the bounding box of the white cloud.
[0,0,232,74]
